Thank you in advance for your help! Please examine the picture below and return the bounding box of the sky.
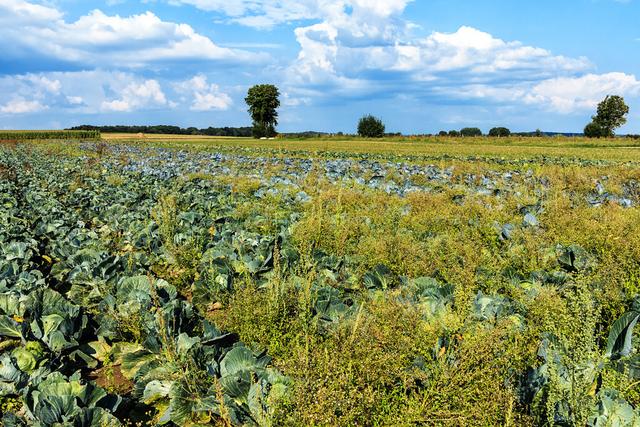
[0,0,639,134]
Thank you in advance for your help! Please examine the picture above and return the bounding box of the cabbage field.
[1,138,640,426]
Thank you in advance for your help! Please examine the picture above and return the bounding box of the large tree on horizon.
[584,95,629,138]
[245,84,280,138]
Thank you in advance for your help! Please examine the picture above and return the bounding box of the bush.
[584,121,607,138]
[438,131,448,137]
[488,127,511,137]
[357,115,385,138]
[460,127,483,137]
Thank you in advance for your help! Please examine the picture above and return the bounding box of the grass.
[100,133,640,163]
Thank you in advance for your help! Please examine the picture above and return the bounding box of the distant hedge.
[68,125,253,137]
[0,130,100,141]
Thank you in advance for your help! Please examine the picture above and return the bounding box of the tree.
[438,131,448,137]
[534,129,544,137]
[585,95,629,138]
[245,84,280,138]
[584,121,607,138]
[448,130,460,137]
[357,115,385,138]
[460,127,483,137]
[488,127,511,137]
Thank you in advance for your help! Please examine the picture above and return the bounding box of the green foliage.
[245,84,281,138]
[0,130,100,141]
[586,95,630,138]
[357,114,385,138]
[460,127,483,137]
[606,297,640,359]
[489,127,511,137]
[585,121,608,138]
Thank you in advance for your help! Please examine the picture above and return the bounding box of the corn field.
[0,130,100,141]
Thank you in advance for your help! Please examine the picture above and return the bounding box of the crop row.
[0,130,101,141]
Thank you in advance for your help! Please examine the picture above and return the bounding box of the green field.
[2,135,640,426]
[102,133,640,162]
[0,130,101,141]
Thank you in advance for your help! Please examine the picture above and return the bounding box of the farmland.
[0,130,101,141]
[2,135,640,426]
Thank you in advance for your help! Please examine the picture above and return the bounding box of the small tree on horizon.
[460,127,483,137]
[245,84,280,138]
[584,95,629,138]
[357,115,385,138]
[488,127,511,137]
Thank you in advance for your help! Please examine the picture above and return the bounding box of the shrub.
[357,115,385,138]
[460,127,483,137]
[584,121,607,138]
[488,127,511,137]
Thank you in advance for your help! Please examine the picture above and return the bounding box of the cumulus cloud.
[0,71,176,115]
[170,0,328,28]
[0,73,63,114]
[101,80,168,112]
[288,12,591,94]
[174,75,233,111]
[0,0,259,69]
[433,72,640,114]
[0,99,47,114]
[270,1,637,114]
[527,73,640,113]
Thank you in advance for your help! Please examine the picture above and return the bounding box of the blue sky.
[1,0,639,134]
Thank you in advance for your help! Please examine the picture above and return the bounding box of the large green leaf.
[606,311,640,359]
[0,315,22,338]
[588,389,640,427]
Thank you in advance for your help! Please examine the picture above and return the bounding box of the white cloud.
[0,0,259,68]
[0,99,47,114]
[268,2,637,114]
[170,0,410,28]
[0,0,62,21]
[171,0,325,27]
[174,75,233,111]
[0,71,176,115]
[19,75,62,94]
[527,73,640,113]
[101,79,168,112]
[437,72,640,114]
[289,19,590,90]
[66,96,84,105]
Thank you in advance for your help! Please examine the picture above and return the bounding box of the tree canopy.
[488,127,511,137]
[245,84,281,138]
[357,115,385,138]
[460,127,483,137]
[584,95,629,138]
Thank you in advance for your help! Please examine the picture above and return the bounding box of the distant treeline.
[66,125,640,139]
[68,125,253,137]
